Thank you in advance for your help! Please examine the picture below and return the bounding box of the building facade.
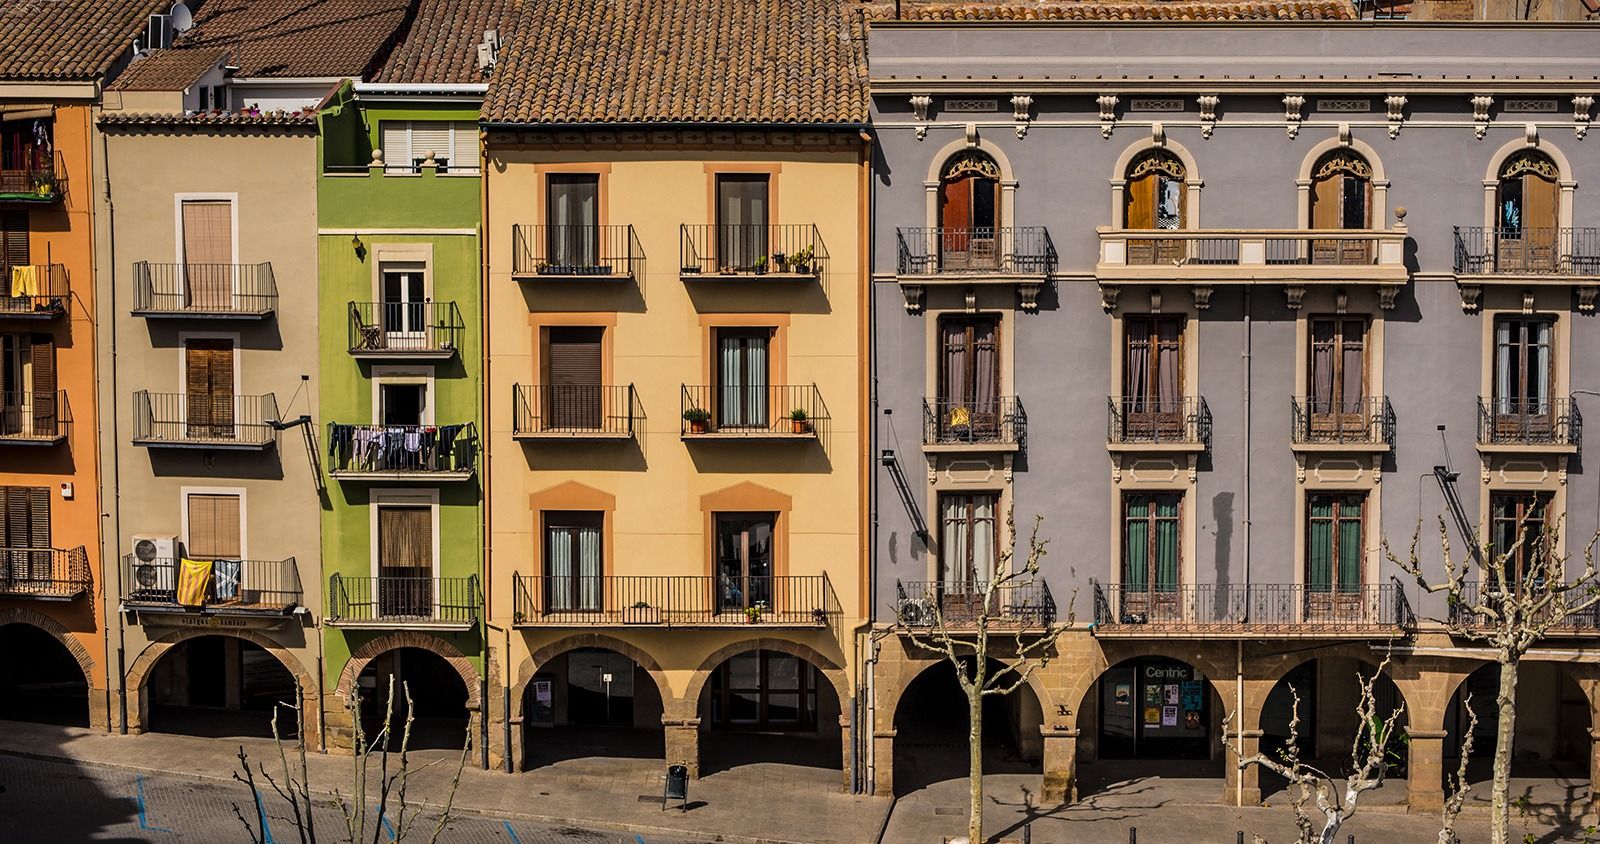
[868,20,1600,811]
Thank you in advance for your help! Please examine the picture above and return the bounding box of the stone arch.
[0,607,94,687]
[1110,135,1203,228]
[885,649,1057,729]
[334,631,482,709]
[1481,136,1576,233]
[921,134,1019,235]
[1297,133,1390,226]
[513,632,672,719]
[125,627,321,745]
[678,637,851,722]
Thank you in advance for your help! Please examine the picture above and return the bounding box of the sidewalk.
[0,720,889,844]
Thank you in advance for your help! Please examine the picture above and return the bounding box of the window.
[715,328,770,429]
[380,382,425,427]
[1,210,27,277]
[543,327,603,430]
[379,121,478,174]
[186,493,242,560]
[1497,151,1559,235]
[937,151,1000,269]
[936,316,999,439]
[1492,315,1553,421]
[1308,317,1366,427]
[939,493,997,585]
[715,513,775,613]
[715,174,769,270]
[543,511,602,612]
[707,651,818,730]
[379,265,426,349]
[1123,316,1184,436]
[1122,492,1180,596]
[1,333,53,437]
[180,199,233,310]
[377,504,432,617]
[545,174,599,269]
[1125,150,1186,263]
[0,485,50,583]
[1309,151,1373,264]
[0,118,52,187]
[1306,493,1363,593]
[184,338,234,438]
[1490,492,1551,587]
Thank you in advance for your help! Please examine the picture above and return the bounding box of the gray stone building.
[866,21,1600,813]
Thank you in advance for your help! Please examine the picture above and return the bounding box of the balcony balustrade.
[132,261,277,318]
[512,384,639,440]
[680,384,828,440]
[1106,396,1211,451]
[512,574,840,627]
[327,574,479,629]
[347,300,463,359]
[326,422,478,480]
[1476,396,1580,451]
[132,391,279,450]
[1454,227,1600,312]
[922,397,1025,451]
[1290,396,1395,449]
[121,555,300,614]
[0,390,68,445]
[0,153,66,204]
[894,580,1057,630]
[0,546,90,599]
[0,263,67,318]
[1092,581,1415,636]
[512,224,643,281]
[895,226,1055,312]
[1449,580,1600,635]
[679,224,826,280]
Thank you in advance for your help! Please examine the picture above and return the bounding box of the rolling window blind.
[187,493,241,559]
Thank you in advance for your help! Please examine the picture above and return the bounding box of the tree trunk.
[1490,657,1520,844]
[968,685,984,844]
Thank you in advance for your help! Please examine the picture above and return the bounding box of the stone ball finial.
[371,148,384,164]
[1394,206,1407,222]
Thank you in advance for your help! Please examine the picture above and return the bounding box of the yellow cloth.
[10,265,38,298]
[176,557,214,607]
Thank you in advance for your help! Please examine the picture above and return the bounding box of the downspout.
[96,117,128,735]
[1237,286,1253,807]
[862,125,880,796]
[477,127,497,772]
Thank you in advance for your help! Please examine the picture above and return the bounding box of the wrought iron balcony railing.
[896,227,1057,277]
[1290,396,1395,447]
[1,263,67,317]
[894,579,1056,630]
[327,574,480,626]
[513,384,639,438]
[1454,227,1600,276]
[0,153,66,203]
[1476,396,1580,448]
[0,546,90,599]
[347,301,463,358]
[513,574,840,627]
[1107,396,1211,448]
[680,224,827,278]
[122,555,300,614]
[922,397,1025,448]
[0,390,68,444]
[1448,580,1600,633]
[132,261,278,317]
[512,224,643,280]
[1091,580,1415,634]
[1098,228,1406,269]
[680,384,828,439]
[326,422,478,478]
[132,391,279,449]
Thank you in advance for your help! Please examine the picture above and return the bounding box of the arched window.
[1495,150,1560,272]
[937,151,1001,270]
[1309,150,1373,264]
[1123,150,1185,230]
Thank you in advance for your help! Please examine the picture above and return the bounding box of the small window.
[186,492,242,560]
[714,328,771,429]
[715,174,769,270]
[379,121,479,174]
[1489,492,1551,587]
[546,174,600,268]
[379,382,425,427]
[1306,493,1363,593]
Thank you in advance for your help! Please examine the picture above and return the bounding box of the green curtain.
[1124,497,1148,591]
[1337,496,1362,592]
[1155,496,1178,592]
[1308,497,1332,592]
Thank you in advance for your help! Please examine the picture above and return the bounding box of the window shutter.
[1125,175,1155,228]
[187,493,241,559]
[408,124,451,163]
[452,122,478,170]
[1,211,28,272]
[1310,175,1341,229]
[379,506,431,571]
[0,486,47,549]
[380,122,412,168]
[30,334,53,431]
[546,327,602,388]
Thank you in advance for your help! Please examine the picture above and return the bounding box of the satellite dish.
[170,0,194,33]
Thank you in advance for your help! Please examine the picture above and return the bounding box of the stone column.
[838,714,853,792]
[1406,729,1447,811]
[872,729,896,795]
[1588,727,1600,819]
[1222,728,1263,806]
[664,718,701,777]
[1041,728,1079,804]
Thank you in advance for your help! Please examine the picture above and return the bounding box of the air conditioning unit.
[130,534,179,593]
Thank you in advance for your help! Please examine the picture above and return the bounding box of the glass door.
[716,329,769,430]
[1121,493,1181,622]
[1123,317,1183,440]
[381,268,426,351]
[715,513,774,615]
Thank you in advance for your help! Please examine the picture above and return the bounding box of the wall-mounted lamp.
[351,232,366,260]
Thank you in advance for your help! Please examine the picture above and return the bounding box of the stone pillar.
[872,729,896,795]
[1041,729,1078,804]
[323,692,356,754]
[664,719,701,777]
[1222,728,1263,806]
[1588,727,1600,819]
[1406,729,1447,811]
[838,714,853,792]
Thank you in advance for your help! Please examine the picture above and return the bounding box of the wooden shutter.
[29,334,53,431]
[379,506,431,571]
[1310,175,1341,229]
[186,493,241,559]
[0,486,48,548]
[546,327,603,429]
[185,339,234,433]
[182,200,232,310]
[0,210,27,273]
[1125,175,1156,229]
[380,122,411,168]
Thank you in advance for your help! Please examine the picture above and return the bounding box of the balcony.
[895,227,1056,312]
[1449,580,1599,636]
[0,546,90,600]
[893,580,1056,631]
[347,301,463,360]
[512,574,840,628]
[1,263,68,318]
[121,555,301,616]
[1091,581,1415,638]
[512,384,639,441]
[679,224,826,281]
[680,384,828,441]
[0,154,66,204]
[326,422,478,480]
[1095,228,1408,311]
[1454,227,1600,312]
[1290,396,1394,451]
[132,392,279,450]
[922,397,1025,453]
[326,574,479,630]
[0,390,68,445]
[131,261,277,319]
[1476,397,1580,453]
[511,224,642,281]
[1106,396,1211,452]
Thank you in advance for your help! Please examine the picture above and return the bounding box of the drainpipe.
[863,126,880,797]
[476,123,494,773]
[1237,287,1253,807]
[97,119,128,735]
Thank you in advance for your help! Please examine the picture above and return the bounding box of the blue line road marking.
[636,836,647,844]
[502,820,524,843]
[380,808,396,840]
[253,788,275,844]
[134,775,173,833]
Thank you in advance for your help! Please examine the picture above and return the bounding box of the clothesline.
[326,422,476,472]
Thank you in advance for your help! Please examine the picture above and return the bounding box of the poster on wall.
[1114,684,1131,705]
[1161,706,1179,727]
[1164,685,1179,705]
[529,679,554,726]
[1180,681,1203,712]
[1143,685,1162,707]
[1143,706,1160,726]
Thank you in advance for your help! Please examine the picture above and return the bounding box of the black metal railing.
[327,574,480,625]
[132,261,278,315]
[680,384,828,437]
[1290,396,1395,446]
[0,263,68,316]
[0,390,68,441]
[895,580,1056,629]
[1091,580,1415,631]
[680,224,827,277]
[1111,231,1386,267]
[922,397,1025,447]
[1454,227,1600,276]
[512,384,639,437]
[0,153,66,202]
[1476,396,1580,447]
[896,227,1057,276]
[1449,580,1600,632]
[512,224,643,279]
[0,546,90,598]
[1107,396,1211,447]
[347,301,463,356]
[326,422,478,475]
[122,555,300,612]
[512,574,840,627]
[132,391,279,447]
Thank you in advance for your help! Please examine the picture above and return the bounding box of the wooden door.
[1305,494,1364,623]
[937,317,1000,441]
[1121,493,1181,623]
[1307,319,1366,438]
[29,334,53,436]
[1525,174,1559,271]
[378,506,432,618]
[938,176,973,267]
[185,339,234,439]
[1124,317,1184,439]
[545,327,603,430]
[181,200,233,310]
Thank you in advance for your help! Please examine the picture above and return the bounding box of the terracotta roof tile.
[375,0,519,85]
[0,0,167,80]
[882,0,1355,20]
[99,110,318,127]
[483,0,870,126]
[110,46,230,91]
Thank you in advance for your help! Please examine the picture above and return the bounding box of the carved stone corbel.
[1574,95,1594,140]
[1371,454,1383,485]
[1378,284,1401,311]
[1111,458,1123,485]
[1186,455,1199,485]
[1099,284,1121,313]
[965,123,978,148]
[1018,282,1041,314]
[910,95,932,141]
[1386,95,1407,140]
[1198,95,1220,140]
[1577,285,1598,314]
[1524,122,1539,146]
[901,282,925,314]
[964,288,978,313]
[1151,122,1166,148]
[1522,290,1536,314]
[1295,454,1307,485]
[1338,122,1352,147]
[1098,95,1119,139]
[1283,94,1305,140]
[1003,455,1015,485]
[1192,285,1214,310]
[1559,455,1569,487]
[1012,94,1033,139]
[1457,282,1483,313]
[1472,95,1494,140]
[1284,285,1307,310]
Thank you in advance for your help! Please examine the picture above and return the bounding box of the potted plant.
[30,171,57,198]
[745,601,767,624]
[624,600,660,625]
[946,405,972,439]
[754,255,768,275]
[787,245,815,274]
[770,251,786,271]
[683,406,711,434]
[790,407,811,434]
[812,607,829,626]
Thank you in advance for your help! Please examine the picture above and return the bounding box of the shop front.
[1098,658,1211,759]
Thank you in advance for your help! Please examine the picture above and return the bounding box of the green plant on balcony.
[790,407,811,434]
[786,245,815,274]
[745,600,767,623]
[683,406,710,434]
[754,255,768,275]
[29,171,57,197]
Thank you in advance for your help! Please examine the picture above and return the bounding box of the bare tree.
[1438,702,1477,844]
[232,676,471,843]
[1387,513,1600,844]
[900,513,1068,844]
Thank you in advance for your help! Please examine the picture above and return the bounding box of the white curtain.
[720,337,742,426]
[1495,321,1513,414]
[941,497,969,588]
[1532,321,1550,411]
[548,529,573,610]
[577,526,601,610]
[972,496,995,581]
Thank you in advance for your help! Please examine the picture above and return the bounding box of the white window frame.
[176,330,243,429]
[370,364,434,426]
[179,485,249,560]
[172,193,241,304]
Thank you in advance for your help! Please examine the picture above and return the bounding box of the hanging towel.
[176,558,214,607]
[212,559,241,601]
[10,264,38,298]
